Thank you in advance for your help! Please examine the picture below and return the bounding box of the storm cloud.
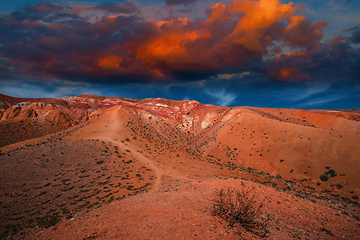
[0,0,359,86]
[165,0,199,6]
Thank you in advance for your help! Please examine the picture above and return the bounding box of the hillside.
[0,93,359,239]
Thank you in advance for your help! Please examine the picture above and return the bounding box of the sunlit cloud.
[0,0,344,83]
[0,0,359,109]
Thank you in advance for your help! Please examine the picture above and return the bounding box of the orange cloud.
[284,15,328,49]
[46,23,68,31]
[205,3,231,25]
[134,0,312,74]
[203,0,299,54]
[1,0,330,82]
[136,18,215,72]
[97,56,122,69]
[229,0,297,32]
[265,64,311,82]
[265,51,312,81]
[151,69,165,78]
[279,67,311,81]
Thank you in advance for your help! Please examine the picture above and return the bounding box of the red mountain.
[0,93,359,239]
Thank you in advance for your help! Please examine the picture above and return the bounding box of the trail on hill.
[71,106,187,192]
[1,95,360,240]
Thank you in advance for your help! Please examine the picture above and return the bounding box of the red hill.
[0,93,359,239]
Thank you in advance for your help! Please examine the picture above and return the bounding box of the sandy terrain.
[0,94,359,239]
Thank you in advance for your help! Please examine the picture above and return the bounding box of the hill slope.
[0,94,359,239]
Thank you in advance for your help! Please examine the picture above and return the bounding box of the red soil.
[0,93,359,239]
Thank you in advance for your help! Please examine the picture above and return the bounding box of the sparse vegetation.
[324,169,337,177]
[211,185,269,237]
[320,174,329,181]
[320,168,337,181]
[1,96,359,239]
[126,185,134,190]
[320,227,334,236]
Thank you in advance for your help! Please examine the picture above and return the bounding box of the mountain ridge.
[0,93,359,239]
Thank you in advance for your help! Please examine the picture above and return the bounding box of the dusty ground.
[28,179,360,240]
[0,94,359,239]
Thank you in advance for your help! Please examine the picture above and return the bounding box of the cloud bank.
[0,0,359,86]
[165,0,199,6]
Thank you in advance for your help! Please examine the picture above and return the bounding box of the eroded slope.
[0,94,359,239]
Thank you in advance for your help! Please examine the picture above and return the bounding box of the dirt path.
[73,106,188,192]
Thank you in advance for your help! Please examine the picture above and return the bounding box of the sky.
[0,0,359,108]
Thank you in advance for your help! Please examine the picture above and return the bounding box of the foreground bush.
[211,184,269,237]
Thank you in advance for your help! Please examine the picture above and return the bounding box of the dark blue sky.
[0,0,359,108]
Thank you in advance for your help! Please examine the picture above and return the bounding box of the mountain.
[0,93,359,239]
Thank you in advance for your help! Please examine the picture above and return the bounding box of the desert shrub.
[336,183,343,189]
[320,227,334,236]
[126,185,134,190]
[320,174,329,181]
[37,215,60,228]
[211,185,269,237]
[324,169,337,177]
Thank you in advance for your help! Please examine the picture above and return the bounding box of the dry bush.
[211,183,269,237]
